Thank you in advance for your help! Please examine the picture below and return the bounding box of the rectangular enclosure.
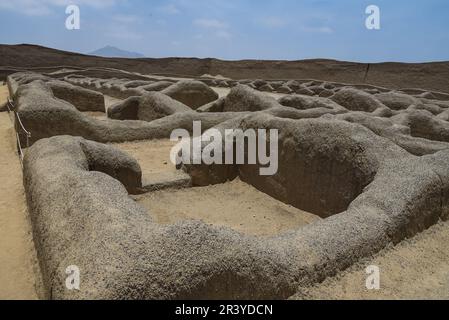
[134,178,320,237]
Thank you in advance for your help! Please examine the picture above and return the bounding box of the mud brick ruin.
[5,66,449,299]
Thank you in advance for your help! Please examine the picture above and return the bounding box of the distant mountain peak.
[89,46,145,59]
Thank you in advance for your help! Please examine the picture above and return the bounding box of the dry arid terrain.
[0,84,41,299]
[295,220,449,300]
[1,45,449,300]
[2,44,449,93]
[135,178,320,237]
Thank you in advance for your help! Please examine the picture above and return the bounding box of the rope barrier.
[5,98,31,167]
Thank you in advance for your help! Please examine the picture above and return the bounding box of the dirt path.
[294,220,449,300]
[0,85,41,300]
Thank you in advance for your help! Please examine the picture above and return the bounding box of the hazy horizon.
[5,42,449,64]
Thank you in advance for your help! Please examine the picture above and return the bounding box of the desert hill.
[89,46,145,59]
[1,44,449,93]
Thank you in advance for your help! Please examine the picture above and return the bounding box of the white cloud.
[216,30,232,39]
[193,18,228,29]
[158,4,180,15]
[257,16,288,29]
[301,26,334,34]
[155,19,167,26]
[0,0,123,16]
[193,18,232,40]
[112,14,140,24]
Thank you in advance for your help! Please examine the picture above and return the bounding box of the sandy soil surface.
[112,139,185,184]
[0,85,41,300]
[83,95,121,120]
[212,87,286,100]
[294,220,449,300]
[104,95,122,110]
[135,178,320,237]
[83,111,107,120]
[212,87,229,98]
[0,83,8,102]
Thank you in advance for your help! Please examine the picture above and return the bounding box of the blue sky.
[0,0,448,62]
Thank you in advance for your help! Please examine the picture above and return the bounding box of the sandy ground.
[104,95,122,109]
[83,95,121,120]
[135,178,320,237]
[212,87,286,100]
[212,87,230,98]
[0,85,41,299]
[0,83,8,102]
[294,220,449,300]
[83,111,107,120]
[113,137,319,237]
[112,139,186,184]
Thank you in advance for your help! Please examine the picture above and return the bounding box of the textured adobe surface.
[23,119,449,299]
[161,80,219,109]
[8,68,449,299]
[9,73,244,146]
[108,92,192,122]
